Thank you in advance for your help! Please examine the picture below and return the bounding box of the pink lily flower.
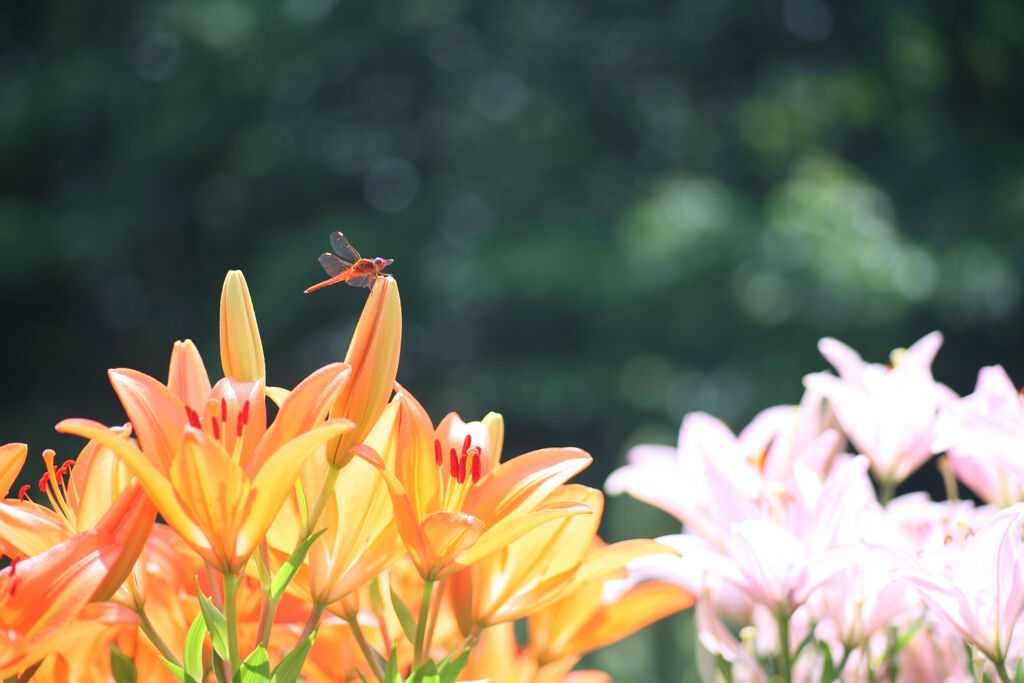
[804,331,957,491]
[933,365,1024,506]
[899,504,1024,671]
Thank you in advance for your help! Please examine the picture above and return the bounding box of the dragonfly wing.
[329,232,361,262]
[318,252,353,277]
[344,274,374,288]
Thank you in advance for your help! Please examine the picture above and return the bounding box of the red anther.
[457,453,468,484]
[185,406,201,429]
[211,417,221,440]
[461,434,472,455]
[471,449,481,483]
[221,398,228,423]
[434,439,443,467]
[16,485,30,501]
[449,448,458,479]
[241,400,250,425]
[943,534,953,546]
[37,472,50,491]
[965,528,976,539]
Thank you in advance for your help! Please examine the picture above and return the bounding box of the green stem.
[298,601,326,645]
[879,478,897,507]
[412,579,436,670]
[303,465,341,536]
[776,610,792,683]
[222,571,241,676]
[255,541,274,648]
[137,606,183,669]
[349,615,386,682]
[994,658,1014,683]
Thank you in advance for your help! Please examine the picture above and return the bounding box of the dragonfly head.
[373,257,393,270]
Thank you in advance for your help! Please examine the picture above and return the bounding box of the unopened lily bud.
[481,412,504,467]
[219,270,266,381]
[327,276,401,467]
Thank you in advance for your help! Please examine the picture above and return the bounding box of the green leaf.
[110,645,138,683]
[437,646,472,683]
[817,641,836,682]
[410,659,440,683]
[270,630,317,683]
[239,646,271,683]
[355,671,369,683]
[1014,658,1024,683]
[383,646,402,683]
[183,613,207,683]
[390,587,418,644]
[270,528,327,602]
[197,586,230,661]
[160,658,190,683]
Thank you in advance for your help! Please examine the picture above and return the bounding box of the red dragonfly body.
[304,232,393,293]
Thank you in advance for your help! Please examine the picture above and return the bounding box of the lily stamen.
[39,450,75,532]
[16,485,30,501]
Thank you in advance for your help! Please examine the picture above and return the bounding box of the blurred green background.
[3,0,1024,679]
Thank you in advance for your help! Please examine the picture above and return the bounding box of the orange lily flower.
[267,398,404,607]
[56,358,354,573]
[0,436,155,603]
[448,485,677,634]
[354,387,593,580]
[326,275,402,467]
[0,531,137,679]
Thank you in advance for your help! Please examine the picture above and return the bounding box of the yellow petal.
[572,539,678,586]
[219,270,266,381]
[327,276,402,466]
[167,340,212,408]
[456,500,592,568]
[0,443,27,498]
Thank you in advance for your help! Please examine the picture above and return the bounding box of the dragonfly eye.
[374,257,387,268]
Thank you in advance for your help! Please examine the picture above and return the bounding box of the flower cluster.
[0,272,691,683]
[608,332,1024,682]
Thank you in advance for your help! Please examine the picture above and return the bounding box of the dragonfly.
[304,232,393,293]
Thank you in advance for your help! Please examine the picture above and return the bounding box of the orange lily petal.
[248,362,349,475]
[170,427,252,570]
[465,447,592,525]
[108,368,186,472]
[420,511,485,566]
[539,581,695,661]
[0,443,27,498]
[167,339,212,409]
